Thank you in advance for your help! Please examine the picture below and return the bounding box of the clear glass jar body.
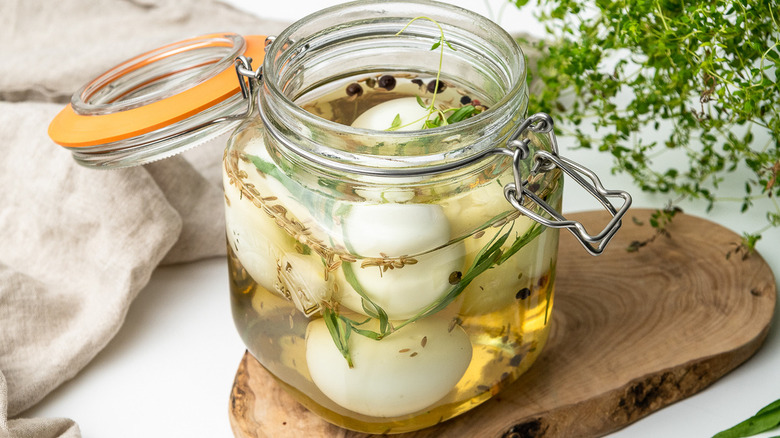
[223,1,562,433]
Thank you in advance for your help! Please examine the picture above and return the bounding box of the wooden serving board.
[229,209,776,438]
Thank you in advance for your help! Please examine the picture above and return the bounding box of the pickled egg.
[351,97,430,131]
[339,203,465,320]
[224,171,293,292]
[277,253,330,316]
[242,138,331,247]
[226,137,334,299]
[459,217,559,315]
[441,182,515,238]
[305,316,472,417]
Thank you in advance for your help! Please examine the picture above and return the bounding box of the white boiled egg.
[349,96,431,203]
[305,315,472,417]
[441,182,515,238]
[339,203,465,320]
[277,253,330,316]
[226,137,335,299]
[345,203,449,256]
[224,172,293,293]
[337,243,466,320]
[351,97,430,131]
[459,217,559,316]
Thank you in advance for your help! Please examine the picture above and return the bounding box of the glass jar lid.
[48,32,266,168]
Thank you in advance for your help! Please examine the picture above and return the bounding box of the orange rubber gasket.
[49,34,267,148]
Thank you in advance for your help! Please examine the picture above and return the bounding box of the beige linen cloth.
[0,1,287,437]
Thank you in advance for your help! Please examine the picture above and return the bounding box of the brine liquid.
[226,72,559,433]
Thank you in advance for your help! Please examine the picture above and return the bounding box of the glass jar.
[224,0,628,433]
[48,0,629,434]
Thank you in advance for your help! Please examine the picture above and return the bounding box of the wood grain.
[229,209,776,438]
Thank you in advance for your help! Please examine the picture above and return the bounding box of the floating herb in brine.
[382,16,482,131]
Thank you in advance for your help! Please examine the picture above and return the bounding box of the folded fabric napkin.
[0,1,287,437]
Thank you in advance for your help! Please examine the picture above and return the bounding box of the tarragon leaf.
[712,399,780,438]
[446,105,478,124]
[341,262,391,337]
[322,307,353,367]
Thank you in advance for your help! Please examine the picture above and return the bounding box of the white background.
[26,1,780,437]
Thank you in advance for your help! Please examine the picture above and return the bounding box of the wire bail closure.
[499,113,632,255]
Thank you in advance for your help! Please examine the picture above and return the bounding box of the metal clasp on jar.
[493,113,632,255]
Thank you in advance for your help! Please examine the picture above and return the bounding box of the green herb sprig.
[514,0,780,254]
[387,17,481,131]
[323,216,546,367]
[712,397,780,438]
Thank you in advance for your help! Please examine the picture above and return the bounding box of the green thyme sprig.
[626,203,682,252]
[387,17,481,131]
[514,0,780,254]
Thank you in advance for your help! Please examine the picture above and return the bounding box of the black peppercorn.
[427,79,446,93]
[377,75,396,90]
[516,287,531,300]
[460,95,472,105]
[346,83,363,97]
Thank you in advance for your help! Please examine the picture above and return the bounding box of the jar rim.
[261,0,528,176]
[71,33,246,115]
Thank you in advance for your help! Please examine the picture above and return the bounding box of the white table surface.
[26,1,780,437]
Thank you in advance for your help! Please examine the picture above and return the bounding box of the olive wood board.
[229,208,776,438]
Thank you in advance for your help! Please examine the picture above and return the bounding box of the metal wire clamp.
[499,113,632,255]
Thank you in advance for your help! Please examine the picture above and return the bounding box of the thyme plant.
[514,0,780,253]
[509,1,780,435]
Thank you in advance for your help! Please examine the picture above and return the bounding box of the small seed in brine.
[509,354,524,367]
[378,75,396,90]
[346,83,363,97]
[427,79,446,93]
[516,288,531,300]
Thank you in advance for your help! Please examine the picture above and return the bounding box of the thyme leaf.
[389,113,402,130]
